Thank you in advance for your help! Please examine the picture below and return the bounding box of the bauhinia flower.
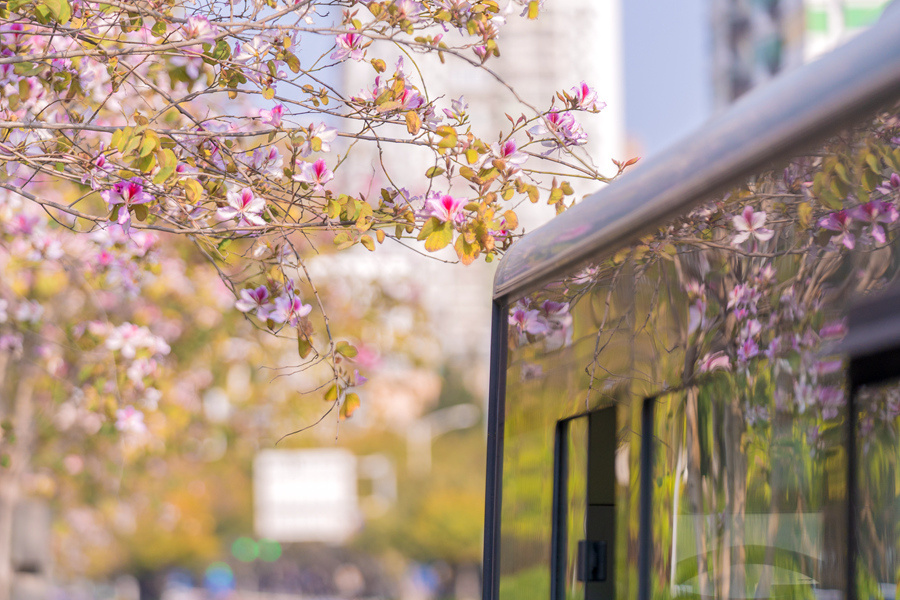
[269,293,313,327]
[528,111,588,151]
[259,104,283,127]
[731,206,774,246]
[181,15,217,43]
[569,81,606,112]
[491,140,528,174]
[876,172,900,195]
[818,210,855,249]
[297,123,339,157]
[850,200,898,244]
[218,187,266,228]
[235,35,271,64]
[509,307,549,336]
[330,32,366,61]
[422,192,465,223]
[101,177,153,229]
[235,285,271,319]
[443,96,468,120]
[115,406,147,434]
[293,159,334,191]
[699,351,731,373]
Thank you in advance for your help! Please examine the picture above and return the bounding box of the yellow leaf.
[405,111,421,135]
[527,0,539,19]
[360,234,375,251]
[340,393,360,419]
[324,384,339,402]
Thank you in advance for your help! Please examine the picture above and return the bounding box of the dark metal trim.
[550,420,569,600]
[846,383,859,600]
[482,299,508,600]
[492,8,900,301]
[637,398,653,600]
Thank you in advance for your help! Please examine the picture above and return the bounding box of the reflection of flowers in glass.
[849,200,898,244]
[509,307,549,337]
[699,351,730,373]
[731,206,774,246]
[818,210,855,249]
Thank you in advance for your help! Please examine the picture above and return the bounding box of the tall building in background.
[711,0,889,108]
[340,0,624,232]
[335,1,624,368]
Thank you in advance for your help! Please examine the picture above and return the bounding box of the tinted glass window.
[499,103,900,599]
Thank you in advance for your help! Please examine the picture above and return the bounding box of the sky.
[622,0,713,158]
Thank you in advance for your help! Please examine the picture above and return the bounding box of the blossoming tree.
[0,0,629,595]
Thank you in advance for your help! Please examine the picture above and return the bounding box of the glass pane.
[567,417,588,600]
[856,382,900,600]
[650,382,847,599]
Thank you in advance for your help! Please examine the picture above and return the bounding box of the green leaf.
[865,152,881,173]
[417,216,439,241]
[152,148,177,184]
[425,220,453,251]
[324,384,339,402]
[139,132,159,157]
[151,20,167,37]
[297,337,313,359]
[425,166,445,178]
[43,0,71,22]
[132,204,149,222]
[336,341,358,358]
[833,162,851,184]
[326,199,341,220]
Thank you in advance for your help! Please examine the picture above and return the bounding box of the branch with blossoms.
[0,0,634,420]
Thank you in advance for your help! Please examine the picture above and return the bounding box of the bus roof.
[493,5,900,302]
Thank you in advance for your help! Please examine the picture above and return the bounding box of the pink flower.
[235,285,271,319]
[491,140,528,173]
[528,111,587,151]
[443,96,467,120]
[293,159,334,191]
[115,406,147,434]
[297,123,338,157]
[330,32,365,61]
[101,178,152,208]
[218,187,266,228]
[699,351,731,373]
[818,210,855,249]
[849,200,897,244]
[101,178,153,230]
[181,15,217,43]
[509,308,549,336]
[422,193,465,223]
[259,104,283,127]
[731,206,774,245]
[270,294,312,327]
[876,172,900,195]
[569,81,605,112]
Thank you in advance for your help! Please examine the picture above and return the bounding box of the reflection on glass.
[499,103,900,600]
[652,385,846,599]
[856,383,900,600]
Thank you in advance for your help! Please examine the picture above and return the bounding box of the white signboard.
[253,449,360,543]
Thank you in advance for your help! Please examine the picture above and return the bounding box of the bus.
[482,6,900,600]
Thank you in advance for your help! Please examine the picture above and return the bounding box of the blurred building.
[711,0,889,108]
